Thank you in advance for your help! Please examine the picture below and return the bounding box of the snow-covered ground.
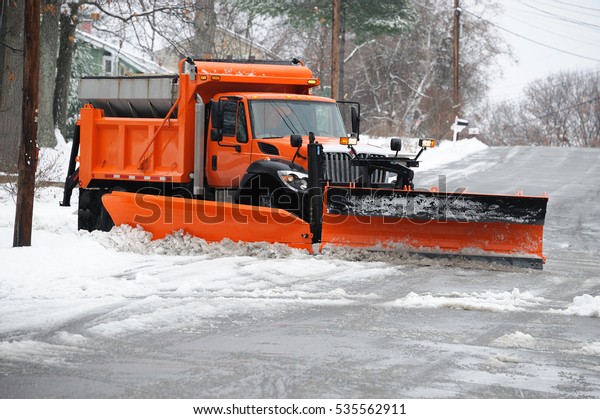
[1,139,599,398]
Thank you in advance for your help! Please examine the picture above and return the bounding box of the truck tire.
[78,188,113,232]
[237,175,276,208]
[98,204,115,232]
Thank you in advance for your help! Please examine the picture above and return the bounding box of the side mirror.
[290,134,303,148]
[290,134,304,165]
[390,138,402,152]
[351,106,360,135]
[210,128,223,142]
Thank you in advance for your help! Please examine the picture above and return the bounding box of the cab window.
[222,101,237,137]
[236,102,248,143]
[221,101,248,143]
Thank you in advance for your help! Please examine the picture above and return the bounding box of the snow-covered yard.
[1,139,599,398]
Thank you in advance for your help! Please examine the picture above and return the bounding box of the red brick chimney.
[81,19,93,34]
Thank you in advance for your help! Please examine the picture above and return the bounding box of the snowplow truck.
[61,58,548,269]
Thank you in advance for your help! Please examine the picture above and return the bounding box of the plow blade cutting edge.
[320,186,548,269]
[102,191,314,252]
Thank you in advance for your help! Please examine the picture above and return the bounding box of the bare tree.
[342,0,508,138]
[54,2,80,137]
[0,0,24,172]
[50,1,190,138]
[484,69,600,147]
[89,1,191,60]
[89,1,282,64]
[38,0,61,148]
[192,0,216,58]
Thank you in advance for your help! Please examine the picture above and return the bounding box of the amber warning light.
[340,137,358,146]
[419,139,436,148]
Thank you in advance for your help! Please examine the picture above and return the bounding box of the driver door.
[207,99,252,188]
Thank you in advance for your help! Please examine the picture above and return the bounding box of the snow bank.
[361,135,488,171]
[384,288,546,313]
[415,138,489,172]
[579,342,600,356]
[93,225,307,259]
[54,331,89,346]
[492,331,537,349]
[0,339,85,366]
[550,294,600,317]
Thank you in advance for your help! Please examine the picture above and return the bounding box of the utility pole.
[13,0,40,247]
[453,0,461,113]
[331,0,341,100]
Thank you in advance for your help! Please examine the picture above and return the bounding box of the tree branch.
[78,1,184,23]
[343,39,374,64]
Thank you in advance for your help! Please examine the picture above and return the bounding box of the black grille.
[257,142,279,156]
[323,153,387,183]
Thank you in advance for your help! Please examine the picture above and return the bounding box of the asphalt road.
[1,146,599,398]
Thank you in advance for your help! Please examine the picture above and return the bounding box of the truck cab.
[206,92,350,209]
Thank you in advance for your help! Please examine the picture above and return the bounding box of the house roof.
[215,25,284,61]
[76,29,171,75]
[76,24,282,74]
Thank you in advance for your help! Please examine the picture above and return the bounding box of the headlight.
[277,170,308,192]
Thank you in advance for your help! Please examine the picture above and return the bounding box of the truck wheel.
[98,205,114,232]
[78,189,98,231]
[78,188,112,232]
[258,194,272,208]
[237,175,275,208]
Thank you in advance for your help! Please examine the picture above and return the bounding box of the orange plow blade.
[102,191,314,252]
[320,186,548,269]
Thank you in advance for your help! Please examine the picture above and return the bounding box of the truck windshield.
[249,99,347,139]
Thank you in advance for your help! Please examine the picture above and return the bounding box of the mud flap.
[320,186,548,269]
[102,191,314,252]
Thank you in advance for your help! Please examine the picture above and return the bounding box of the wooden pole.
[453,0,461,113]
[331,0,340,100]
[13,0,40,247]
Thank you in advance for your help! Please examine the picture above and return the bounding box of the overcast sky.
[475,0,600,102]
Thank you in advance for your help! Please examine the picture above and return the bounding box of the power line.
[512,3,600,32]
[463,9,600,63]
[527,0,600,17]
[503,9,600,47]
[551,0,600,13]
[519,0,600,32]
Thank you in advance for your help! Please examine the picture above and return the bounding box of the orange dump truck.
[61,58,548,268]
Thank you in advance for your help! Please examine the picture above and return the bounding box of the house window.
[102,55,113,75]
